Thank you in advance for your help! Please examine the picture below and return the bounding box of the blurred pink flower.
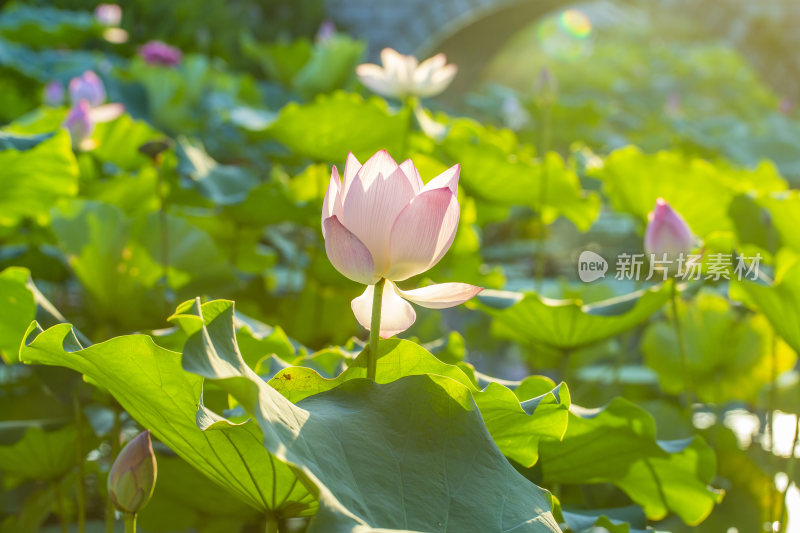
[356,48,457,99]
[69,71,106,106]
[644,198,695,263]
[64,100,94,149]
[316,20,336,43]
[139,40,182,67]
[779,97,794,115]
[43,81,65,106]
[322,150,482,337]
[665,92,682,116]
[94,3,122,26]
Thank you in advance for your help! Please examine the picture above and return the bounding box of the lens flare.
[559,9,592,39]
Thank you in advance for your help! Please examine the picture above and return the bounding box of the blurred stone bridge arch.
[324,0,800,99]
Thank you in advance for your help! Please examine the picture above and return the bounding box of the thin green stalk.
[230,222,241,267]
[670,280,693,408]
[106,406,122,533]
[368,278,386,381]
[53,480,68,533]
[768,333,779,523]
[73,392,86,533]
[154,159,170,319]
[265,515,278,533]
[400,96,417,157]
[778,412,800,531]
[534,102,552,290]
[124,512,137,533]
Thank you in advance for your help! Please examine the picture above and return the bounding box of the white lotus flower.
[356,48,457,99]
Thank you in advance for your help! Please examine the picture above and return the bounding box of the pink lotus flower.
[323,150,482,337]
[644,198,694,261]
[356,48,457,99]
[139,41,182,67]
[63,100,125,150]
[64,100,94,149]
[69,71,106,107]
[94,3,122,26]
[107,430,157,514]
[43,81,65,106]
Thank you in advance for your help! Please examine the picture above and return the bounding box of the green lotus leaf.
[173,298,561,532]
[481,284,670,349]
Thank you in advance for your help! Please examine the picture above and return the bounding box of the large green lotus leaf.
[175,136,259,206]
[0,422,79,480]
[0,267,36,362]
[0,5,100,48]
[268,91,411,161]
[130,210,235,294]
[0,131,54,151]
[50,200,234,329]
[732,253,800,354]
[90,114,163,172]
[241,37,312,85]
[683,427,780,533]
[0,38,102,83]
[138,454,260,533]
[292,35,365,98]
[19,322,316,517]
[642,291,796,403]
[482,284,669,349]
[0,130,78,226]
[538,398,721,525]
[174,299,561,532]
[0,265,89,363]
[727,194,781,256]
[83,167,160,216]
[590,146,786,238]
[262,337,569,468]
[561,505,649,533]
[758,192,800,253]
[441,119,599,231]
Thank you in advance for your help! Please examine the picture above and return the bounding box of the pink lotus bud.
[644,198,695,261]
[107,430,157,514]
[94,4,122,26]
[69,71,106,106]
[665,92,682,116]
[316,20,336,44]
[356,48,457,99]
[63,100,94,148]
[43,81,65,106]
[139,41,182,67]
[322,150,482,336]
[779,97,793,115]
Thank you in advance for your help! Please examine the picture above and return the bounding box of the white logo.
[578,251,608,282]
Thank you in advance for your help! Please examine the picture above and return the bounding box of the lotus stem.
[368,278,386,381]
[156,159,169,288]
[670,280,693,408]
[53,480,68,533]
[124,512,137,533]
[106,406,122,533]
[778,411,800,532]
[73,392,86,533]
[534,100,552,290]
[265,515,278,533]
[768,333,779,523]
[401,96,417,157]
